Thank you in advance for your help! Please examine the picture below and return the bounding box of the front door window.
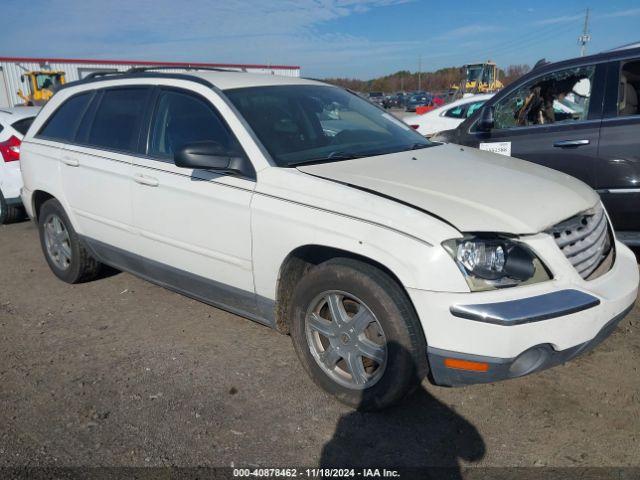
[493,65,595,130]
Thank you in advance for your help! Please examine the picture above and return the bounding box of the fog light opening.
[509,347,549,377]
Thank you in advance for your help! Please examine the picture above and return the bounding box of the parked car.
[0,107,40,223]
[405,93,432,112]
[432,44,640,245]
[431,95,445,107]
[367,91,385,107]
[404,94,493,137]
[20,69,638,410]
[387,92,408,108]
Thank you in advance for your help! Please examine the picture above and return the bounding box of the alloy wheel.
[44,214,72,270]
[305,290,387,390]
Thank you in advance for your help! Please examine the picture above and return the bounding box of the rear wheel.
[0,191,24,224]
[290,258,427,410]
[38,198,102,283]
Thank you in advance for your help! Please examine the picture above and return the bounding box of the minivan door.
[463,63,605,188]
[595,59,640,239]
[130,87,258,318]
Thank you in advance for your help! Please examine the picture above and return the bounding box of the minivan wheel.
[0,191,24,224]
[290,258,427,410]
[38,198,102,283]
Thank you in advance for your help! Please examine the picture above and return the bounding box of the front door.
[468,63,605,189]
[131,87,258,317]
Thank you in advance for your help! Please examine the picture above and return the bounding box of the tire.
[290,258,427,410]
[37,198,102,283]
[0,190,24,224]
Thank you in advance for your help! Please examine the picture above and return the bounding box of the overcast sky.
[1,0,639,78]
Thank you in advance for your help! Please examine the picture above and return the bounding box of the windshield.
[467,65,483,82]
[225,85,432,167]
[35,73,63,90]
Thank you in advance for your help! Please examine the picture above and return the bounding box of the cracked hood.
[297,144,599,234]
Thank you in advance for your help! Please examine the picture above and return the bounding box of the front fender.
[250,192,469,303]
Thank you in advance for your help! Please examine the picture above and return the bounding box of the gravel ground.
[1,220,639,471]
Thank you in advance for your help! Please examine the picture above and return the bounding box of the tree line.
[323,64,531,94]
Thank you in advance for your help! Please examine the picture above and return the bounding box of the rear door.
[595,58,640,237]
[130,86,257,316]
[458,63,606,188]
[61,86,152,249]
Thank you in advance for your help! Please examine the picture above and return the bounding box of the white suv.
[0,107,40,223]
[20,69,638,410]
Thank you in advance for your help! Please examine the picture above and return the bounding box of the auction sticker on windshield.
[479,141,511,156]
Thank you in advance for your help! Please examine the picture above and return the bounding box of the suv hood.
[297,144,599,234]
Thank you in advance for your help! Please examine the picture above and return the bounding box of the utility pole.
[418,55,422,91]
[579,8,591,57]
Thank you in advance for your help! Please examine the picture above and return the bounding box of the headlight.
[442,235,551,291]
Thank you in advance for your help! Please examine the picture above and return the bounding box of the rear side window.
[38,92,93,141]
[466,101,485,117]
[11,117,35,136]
[87,88,150,153]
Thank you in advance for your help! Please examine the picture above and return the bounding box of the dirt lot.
[1,220,639,470]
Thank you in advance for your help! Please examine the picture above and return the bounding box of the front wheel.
[290,258,427,410]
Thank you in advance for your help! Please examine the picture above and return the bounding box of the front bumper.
[407,239,638,386]
[428,304,632,386]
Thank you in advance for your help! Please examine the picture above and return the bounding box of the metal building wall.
[0,59,301,107]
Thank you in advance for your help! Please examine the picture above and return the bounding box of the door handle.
[553,139,590,148]
[61,156,79,167]
[134,174,159,187]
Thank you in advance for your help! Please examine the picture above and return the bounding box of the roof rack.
[605,41,640,52]
[533,58,549,70]
[83,70,127,80]
[127,65,245,73]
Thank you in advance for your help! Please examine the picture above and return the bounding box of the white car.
[0,107,40,223]
[404,94,493,137]
[20,70,638,410]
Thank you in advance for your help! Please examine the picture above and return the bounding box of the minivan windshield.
[225,85,432,167]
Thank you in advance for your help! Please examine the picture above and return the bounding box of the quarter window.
[148,90,238,158]
[87,88,150,152]
[11,117,35,136]
[493,65,595,129]
[38,92,93,141]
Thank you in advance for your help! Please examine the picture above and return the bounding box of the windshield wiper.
[287,151,363,167]
[408,142,431,150]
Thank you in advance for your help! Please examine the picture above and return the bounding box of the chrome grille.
[548,204,614,280]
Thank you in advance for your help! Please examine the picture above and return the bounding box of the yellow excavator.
[451,61,503,95]
[17,70,66,105]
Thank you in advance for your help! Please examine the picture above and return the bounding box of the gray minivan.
[433,43,640,245]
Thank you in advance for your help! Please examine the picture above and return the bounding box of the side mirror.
[174,141,252,177]
[476,105,495,132]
